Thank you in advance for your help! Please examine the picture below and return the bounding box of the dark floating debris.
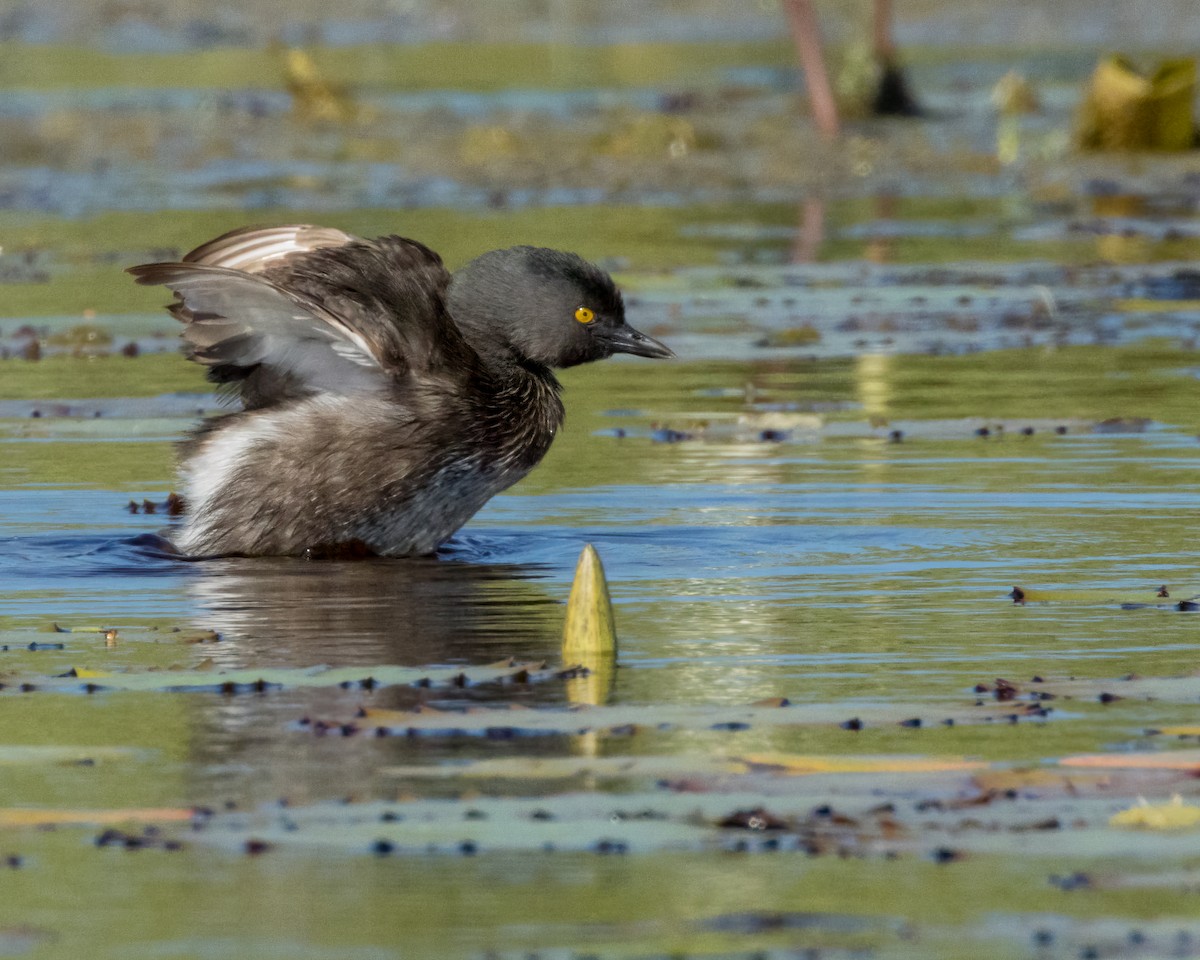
[1049,871,1092,891]
[718,807,789,831]
[700,911,878,935]
[611,809,667,822]
[975,678,1022,702]
[650,426,693,443]
[95,827,182,852]
[127,493,187,516]
[218,679,282,696]
[993,678,1019,702]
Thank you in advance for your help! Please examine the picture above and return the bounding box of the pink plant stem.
[782,0,841,141]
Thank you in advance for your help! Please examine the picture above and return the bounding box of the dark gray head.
[446,246,673,369]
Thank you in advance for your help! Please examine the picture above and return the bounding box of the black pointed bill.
[603,324,675,359]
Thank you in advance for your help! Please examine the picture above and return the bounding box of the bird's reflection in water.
[179,552,570,806]
[185,553,563,669]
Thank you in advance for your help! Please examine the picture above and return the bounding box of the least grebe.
[129,224,673,558]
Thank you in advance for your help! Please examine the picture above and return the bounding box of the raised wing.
[128,261,390,406]
[254,232,480,379]
[129,226,482,409]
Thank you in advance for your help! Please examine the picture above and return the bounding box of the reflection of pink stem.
[782,0,840,141]
[791,197,826,263]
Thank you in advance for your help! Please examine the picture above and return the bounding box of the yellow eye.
[574,306,595,324]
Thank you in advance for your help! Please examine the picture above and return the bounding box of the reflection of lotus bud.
[996,115,1021,166]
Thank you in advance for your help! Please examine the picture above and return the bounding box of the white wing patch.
[184,224,358,273]
[331,340,381,368]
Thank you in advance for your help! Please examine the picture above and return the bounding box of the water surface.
[3,22,1200,960]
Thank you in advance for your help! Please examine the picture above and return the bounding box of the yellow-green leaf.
[1110,795,1200,829]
